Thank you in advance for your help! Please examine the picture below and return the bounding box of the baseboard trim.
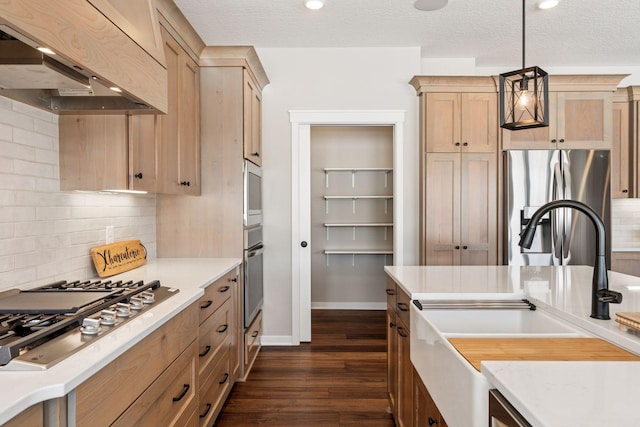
[311,302,387,310]
[260,335,296,346]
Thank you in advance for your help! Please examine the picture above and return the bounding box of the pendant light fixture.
[499,0,549,130]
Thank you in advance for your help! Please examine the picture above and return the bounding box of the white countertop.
[0,258,240,425]
[386,265,640,427]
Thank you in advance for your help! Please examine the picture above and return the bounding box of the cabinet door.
[501,93,557,149]
[461,93,497,153]
[425,153,461,265]
[397,319,413,427]
[460,153,498,265]
[158,26,200,195]
[59,115,128,191]
[387,307,398,416]
[557,91,612,149]
[129,115,159,192]
[414,369,448,427]
[425,93,461,153]
[179,54,200,194]
[611,102,632,198]
[243,70,262,166]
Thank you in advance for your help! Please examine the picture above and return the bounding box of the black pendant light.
[499,0,549,130]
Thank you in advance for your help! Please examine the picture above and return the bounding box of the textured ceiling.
[174,0,640,67]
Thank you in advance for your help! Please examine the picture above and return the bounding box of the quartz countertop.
[386,265,640,427]
[0,258,240,425]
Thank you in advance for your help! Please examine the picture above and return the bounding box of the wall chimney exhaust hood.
[0,27,158,114]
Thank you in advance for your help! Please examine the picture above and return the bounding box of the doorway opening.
[290,110,405,344]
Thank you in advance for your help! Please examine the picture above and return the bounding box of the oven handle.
[246,245,264,258]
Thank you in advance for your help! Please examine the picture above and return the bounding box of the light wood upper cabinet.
[59,114,158,192]
[501,75,626,150]
[59,115,129,191]
[612,100,632,198]
[243,69,263,166]
[426,92,497,153]
[157,25,200,195]
[425,152,497,265]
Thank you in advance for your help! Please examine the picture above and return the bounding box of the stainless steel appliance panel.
[489,389,532,427]
[243,225,264,328]
[504,149,611,267]
[243,160,262,226]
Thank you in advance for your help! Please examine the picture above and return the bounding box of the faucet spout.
[518,199,621,320]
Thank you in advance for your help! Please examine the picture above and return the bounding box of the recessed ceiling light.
[305,0,324,10]
[538,0,559,9]
[414,0,448,11]
[109,86,122,93]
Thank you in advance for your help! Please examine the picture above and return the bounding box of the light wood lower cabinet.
[243,309,262,379]
[414,368,448,427]
[75,302,198,426]
[386,278,413,427]
[2,403,43,427]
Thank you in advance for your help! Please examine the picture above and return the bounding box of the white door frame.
[290,110,405,344]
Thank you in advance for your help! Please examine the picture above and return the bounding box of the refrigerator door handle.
[552,162,563,261]
[562,165,573,262]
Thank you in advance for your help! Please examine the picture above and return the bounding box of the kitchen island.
[0,258,240,426]
[385,265,640,427]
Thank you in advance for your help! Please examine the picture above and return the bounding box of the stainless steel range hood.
[0,28,156,114]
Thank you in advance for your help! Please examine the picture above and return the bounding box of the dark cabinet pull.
[455,142,461,146]
[199,403,212,419]
[428,416,438,425]
[559,138,565,143]
[200,300,213,309]
[455,245,460,250]
[199,345,211,357]
[463,245,468,249]
[551,139,557,143]
[230,277,238,283]
[397,302,408,312]
[389,321,396,329]
[397,327,408,338]
[462,142,468,146]
[172,384,190,402]
[623,189,629,193]
[134,172,143,179]
[180,181,191,186]
[219,285,230,293]
[219,373,229,384]
[251,331,259,338]
[252,152,260,157]
[385,288,395,295]
[217,324,229,333]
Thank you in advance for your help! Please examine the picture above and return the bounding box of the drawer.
[245,309,262,366]
[198,349,232,427]
[3,403,43,427]
[112,340,198,427]
[199,270,236,324]
[198,297,232,383]
[385,277,397,308]
[395,285,411,327]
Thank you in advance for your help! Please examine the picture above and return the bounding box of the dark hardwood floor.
[216,309,395,426]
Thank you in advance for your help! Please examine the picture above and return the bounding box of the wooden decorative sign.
[90,240,147,277]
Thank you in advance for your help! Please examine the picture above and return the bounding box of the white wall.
[0,98,157,291]
[257,47,421,339]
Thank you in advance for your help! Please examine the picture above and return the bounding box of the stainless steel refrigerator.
[504,149,611,266]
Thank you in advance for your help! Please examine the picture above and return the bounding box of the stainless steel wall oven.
[243,225,263,328]
[243,160,262,227]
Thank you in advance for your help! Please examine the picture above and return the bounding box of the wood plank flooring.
[216,309,395,426]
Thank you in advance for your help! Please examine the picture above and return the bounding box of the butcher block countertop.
[450,337,640,371]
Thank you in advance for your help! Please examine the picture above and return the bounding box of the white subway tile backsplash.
[612,199,640,250]
[0,98,157,291]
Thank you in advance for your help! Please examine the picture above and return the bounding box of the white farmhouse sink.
[422,308,584,337]
[410,304,587,427]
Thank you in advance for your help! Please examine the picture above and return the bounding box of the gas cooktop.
[0,279,178,371]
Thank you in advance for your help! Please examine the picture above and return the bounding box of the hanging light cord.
[522,0,526,69]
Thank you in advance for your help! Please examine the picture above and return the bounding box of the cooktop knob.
[140,291,155,304]
[99,309,116,326]
[81,318,101,335]
[115,302,131,318]
[130,297,144,310]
